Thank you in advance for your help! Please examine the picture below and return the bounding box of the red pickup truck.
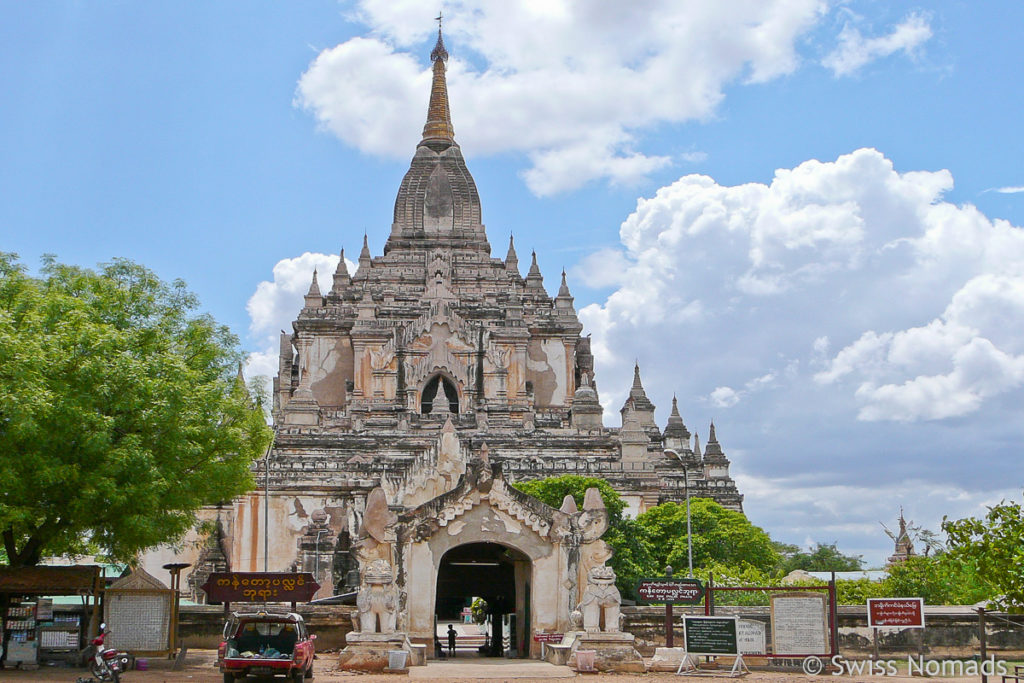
[218,611,316,683]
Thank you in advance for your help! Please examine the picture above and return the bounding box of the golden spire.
[421,16,455,143]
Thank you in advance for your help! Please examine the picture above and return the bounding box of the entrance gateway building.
[142,27,743,662]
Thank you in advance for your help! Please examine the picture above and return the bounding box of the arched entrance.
[434,542,531,658]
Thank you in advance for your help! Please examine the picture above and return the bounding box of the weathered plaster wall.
[526,338,566,407]
[310,335,352,408]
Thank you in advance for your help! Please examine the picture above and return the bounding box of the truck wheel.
[222,673,234,683]
[306,661,314,679]
[292,668,305,683]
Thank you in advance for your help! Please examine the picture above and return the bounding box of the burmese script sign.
[201,572,320,603]
[770,592,829,655]
[868,598,925,628]
[533,633,565,643]
[636,577,704,604]
[683,616,738,655]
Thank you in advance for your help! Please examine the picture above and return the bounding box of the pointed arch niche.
[420,373,460,415]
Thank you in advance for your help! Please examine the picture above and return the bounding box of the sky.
[2,1,1023,567]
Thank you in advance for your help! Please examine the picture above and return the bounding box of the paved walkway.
[408,658,575,679]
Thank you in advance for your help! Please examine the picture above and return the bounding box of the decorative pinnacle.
[557,269,572,298]
[431,14,449,62]
[422,18,454,142]
[527,250,542,278]
[306,268,321,297]
[709,420,718,443]
[506,234,518,263]
[359,233,371,260]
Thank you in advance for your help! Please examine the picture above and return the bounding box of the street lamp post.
[665,449,696,579]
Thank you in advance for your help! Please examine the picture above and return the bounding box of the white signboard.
[737,619,766,655]
[106,592,171,652]
[771,592,829,655]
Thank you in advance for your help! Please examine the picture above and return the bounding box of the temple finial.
[304,268,323,308]
[331,248,351,295]
[557,269,572,298]
[422,17,454,142]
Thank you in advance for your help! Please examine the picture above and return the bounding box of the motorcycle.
[77,622,130,683]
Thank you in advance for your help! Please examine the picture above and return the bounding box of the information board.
[770,592,829,656]
[737,619,766,655]
[106,591,172,653]
[636,577,704,604]
[683,616,738,655]
[867,598,924,628]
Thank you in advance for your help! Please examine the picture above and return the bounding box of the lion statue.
[579,565,621,633]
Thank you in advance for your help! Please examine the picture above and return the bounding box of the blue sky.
[2,1,1022,566]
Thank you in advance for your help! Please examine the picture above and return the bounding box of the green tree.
[941,495,1024,609]
[0,254,272,567]
[881,554,989,606]
[512,475,626,524]
[511,475,648,596]
[636,499,780,575]
[776,542,864,573]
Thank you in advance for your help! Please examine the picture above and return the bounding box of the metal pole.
[978,608,988,683]
[263,426,277,573]
[685,465,693,578]
[665,565,674,648]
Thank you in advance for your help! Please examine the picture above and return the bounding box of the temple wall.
[526,338,566,407]
[310,335,352,408]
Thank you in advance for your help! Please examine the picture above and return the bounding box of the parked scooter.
[77,622,129,683]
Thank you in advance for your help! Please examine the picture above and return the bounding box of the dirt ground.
[0,649,995,683]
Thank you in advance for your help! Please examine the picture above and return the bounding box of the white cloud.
[244,251,356,381]
[579,148,1024,425]
[711,386,740,408]
[735,472,1017,566]
[993,186,1024,194]
[823,12,932,77]
[296,0,827,195]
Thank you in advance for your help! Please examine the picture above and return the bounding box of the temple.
[141,26,744,665]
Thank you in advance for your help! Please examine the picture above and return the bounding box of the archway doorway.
[434,542,531,658]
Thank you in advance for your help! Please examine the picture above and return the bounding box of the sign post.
[866,598,924,628]
[636,568,704,649]
[679,615,748,676]
[867,598,925,665]
[200,572,320,610]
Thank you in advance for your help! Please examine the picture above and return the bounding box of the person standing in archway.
[447,624,457,656]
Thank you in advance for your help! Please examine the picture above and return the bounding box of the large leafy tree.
[636,499,780,575]
[0,254,272,567]
[941,495,1024,609]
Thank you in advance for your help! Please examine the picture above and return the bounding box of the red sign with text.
[867,598,925,628]
[200,572,320,604]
